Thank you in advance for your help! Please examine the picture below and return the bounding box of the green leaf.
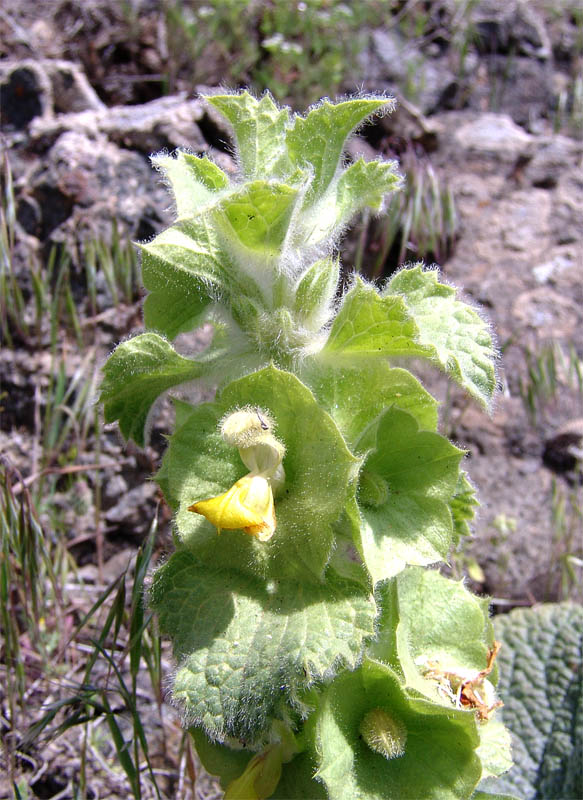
[271,750,327,799]
[335,157,402,220]
[152,152,228,219]
[206,92,292,179]
[371,568,497,702]
[307,360,438,451]
[216,180,298,254]
[386,266,497,408]
[357,408,464,584]
[150,550,375,742]
[162,366,359,581]
[314,658,482,800]
[489,603,583,800]
[100,333,206,446]
[476,720,513,780]
[301,158,402,246]
[140,218,230,339]
[287,97,392,204]
[323,278,429,359]
[450,471,480,544]
[293,257,340,331]
[190,727,250,789]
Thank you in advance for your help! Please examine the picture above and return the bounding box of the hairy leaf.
[307,360,438,450]
[216,180,299,255]
[206,92,292,179]
[323,278,429,359]
[287,98,392,204]
[161,366,359,581]
[357,408,464,584]
[100,333,206,446]
[487,603,583,800]
[387,266,496,408]
[151,550,375,742]
[140,219,230,339]
[152,152,228,219]
[314,658,482,800]
[371,568,497,702]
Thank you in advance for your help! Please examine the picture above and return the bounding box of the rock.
[543,419,583,475]
[24,130,172,246]
[472,0,551,60]
[524,134,583,189]
[30,93,209,154]
[103,474,129,503]
[374,95,444,151]
[512,288,580,340]
[453,112,534,159]
[104,482,158,534]
[43,59,105,114]
[364,30,458,116]
[469,56,553,128]
[0,61,52,130]
[0,59,104,131]
[532,250,576,285]
[552,168,583,245]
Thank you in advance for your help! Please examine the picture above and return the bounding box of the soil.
[1,1,582,798]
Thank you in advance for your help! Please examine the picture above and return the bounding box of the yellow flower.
[188,473,276,542]
[188,407,285,542]
[224,743,284,800]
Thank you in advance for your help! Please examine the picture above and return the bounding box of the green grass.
[354,147,458,278]
[518,340,583,427]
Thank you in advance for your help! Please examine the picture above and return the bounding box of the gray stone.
[453,113,534,158]
[42,59,105,114]
[30,93,209,154]
[104,482,158,529]
[525,135,583,189]
[472,0,551,59]
[366,30,458,116]
[26,130,172,245]
[468,56,553,128]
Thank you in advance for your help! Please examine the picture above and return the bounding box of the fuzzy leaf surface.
[387,266,496,408]
[206,92,292,179]
[161,366,359,580]
[216,180,298,254]
[371,568,497,701]
[487,603,583,800]
[315,658,482,800]
[333,157,401,223]
[151,550,375,742]
[293,257,340,330]
[140,218,231,339]
[152,152,228,218]
[192,726,326,799]
[100,333,206,446]
[323,278,430,359]
[287,98,391,204]
[450,471,480,543]
[307,360,438,451]
[357,408,464,583]
[303,158,402,246]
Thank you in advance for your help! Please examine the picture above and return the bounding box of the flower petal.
[188,474,276,540]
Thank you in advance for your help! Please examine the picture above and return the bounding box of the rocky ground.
[1,1,582,797]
